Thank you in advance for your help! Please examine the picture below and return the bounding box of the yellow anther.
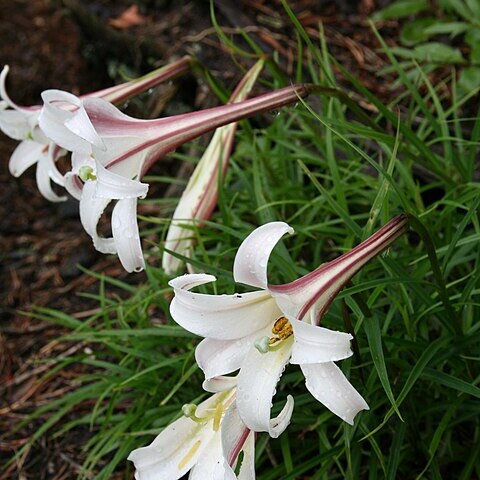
[272,316,288,334]
[272,316,293,340]
[178,440,201,470]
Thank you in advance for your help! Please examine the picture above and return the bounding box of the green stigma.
[254,336,270,354]
[79,165,97,181]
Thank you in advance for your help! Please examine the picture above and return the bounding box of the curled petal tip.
[168,273,217,290]
[233,221,294,289]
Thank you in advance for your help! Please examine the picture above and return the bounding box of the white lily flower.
[0,57,191,202]
[128,389,256,480]
[162,60,264,274]
[39,75,313,273]
[1,67,66,201]
[169,215,408,436]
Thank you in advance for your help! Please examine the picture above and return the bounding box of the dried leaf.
[108,5,146,30]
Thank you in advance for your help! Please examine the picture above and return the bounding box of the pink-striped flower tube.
[169,215,408,437]
[0,57,190,201]
[128,388,256,480]
[39,72,313,272]
[162,60,264,274]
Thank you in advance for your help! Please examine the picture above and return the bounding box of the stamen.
[178,440,201,470]
[255,317,294,354]
[213,403,223,432]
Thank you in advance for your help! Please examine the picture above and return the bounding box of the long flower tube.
[0,56,191,201]
[39,72,314,272]
[162,60,264,274]
[169,215,408,437]
[128,388,258,479]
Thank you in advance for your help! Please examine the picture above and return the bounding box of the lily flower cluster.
[128,214,408,479]
[1,57,191,202]
[1,59,313,272]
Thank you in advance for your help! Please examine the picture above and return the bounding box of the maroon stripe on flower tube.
[270,214,408,323]
[98,83,313,172]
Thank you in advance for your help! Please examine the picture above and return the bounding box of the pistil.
[254,316,294,354]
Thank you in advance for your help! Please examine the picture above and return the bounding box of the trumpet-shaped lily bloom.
[0,57,190,201]
[128,389,257,480]
[1,66,66,202]
[169,215,408,437]
[162,60,264,274]
[39,70,313,273]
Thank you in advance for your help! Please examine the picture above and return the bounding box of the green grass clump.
[5,5,480,480]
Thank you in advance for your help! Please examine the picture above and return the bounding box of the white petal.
[48,143,67,187]
[0,66,15,107]
[0,66,32,112]
[8,140,45,177]
[236,340,294,438]
[39,90,94,154]
[188,432,226,480]
[64,104,105,150]
[203,376,238,393]
[79,180,116,254]
[128,395,221,480]
[290,318,353,365]
[111,198,145,273]
[233,222,294,289]
[64,172,83,200]
[301,362,369,425]
[30,124,49,144]
[95,161,148,200]
[35,150,67,202]
[0,108,33,140]
[81,97,144,136]
[196,336,254,381]
[221,401,253,476]
[169,274,279,340]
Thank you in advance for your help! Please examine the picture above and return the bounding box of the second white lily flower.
[169,215,408,437]
[128,388,256,480]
